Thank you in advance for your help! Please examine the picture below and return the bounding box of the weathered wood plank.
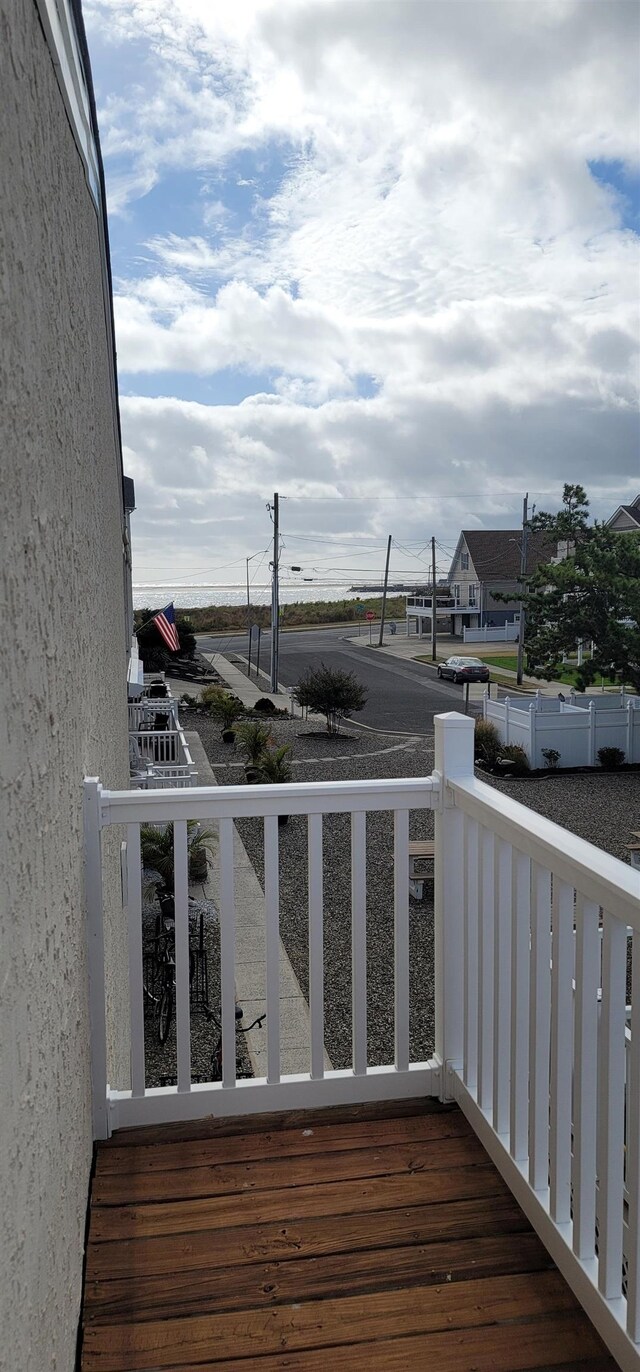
[98,1097,452,1149]
[89,1163,507,1244]
[95,1111,472,1179]
[159,1319,616,1372]
[85,1192,529,1282]
[83,1229,550,1323]
[92,1133,486,1207]
[81,1271,580,1370]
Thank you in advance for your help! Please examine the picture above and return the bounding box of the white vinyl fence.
[485,693,640,768]
[464,622,520,643]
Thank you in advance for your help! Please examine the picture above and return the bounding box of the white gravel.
[190,715,640,1071]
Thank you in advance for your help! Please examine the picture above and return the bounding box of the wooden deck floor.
[81,1099,617,1371]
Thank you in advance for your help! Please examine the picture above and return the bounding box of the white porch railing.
[84,712,640,1370]
[129,727,191,767]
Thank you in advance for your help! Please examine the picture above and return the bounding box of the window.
[460,551,469,570]
[468,584,478,607]
[452,584,460,603]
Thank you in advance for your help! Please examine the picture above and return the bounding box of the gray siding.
[1,3,129,1367]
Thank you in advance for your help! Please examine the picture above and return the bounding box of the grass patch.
[476,654,519,672]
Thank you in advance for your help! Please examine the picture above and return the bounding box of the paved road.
[196,626,480,733]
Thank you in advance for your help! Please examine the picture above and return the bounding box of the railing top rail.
[450,775,640,929]
[90,774,440,825]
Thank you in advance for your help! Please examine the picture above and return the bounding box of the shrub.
[200,685,228,708]
[541,748,561,769]
[258,744,293,783]
[234,720,273,765]
[293,663,367,734]
[474,719,502,767]
[597,746,626,770]
[498,744,530,775]
[254,697,276,713]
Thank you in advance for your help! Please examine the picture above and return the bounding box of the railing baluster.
[478,827,495,1111]
[597,910,627,1298]
[510,850,531,1161]
[219,817,236,1089]
[573,896,600,1260]
[126,822,145,1098]
[529,864,551,1190]
[463,816,479,1089]
[264,815,281,1083]
[308,812,325,1080]
[493,838,512,1134]
[550,878,574,1221]
[627,930,640,1341]
[173,820,191,1093]
[351,810,367,1076]
[393,809,410,1073]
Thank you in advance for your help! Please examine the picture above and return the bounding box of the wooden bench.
[408,840,435,900]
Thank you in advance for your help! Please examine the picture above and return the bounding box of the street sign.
[365,611,375,620]
[355,603,366,615]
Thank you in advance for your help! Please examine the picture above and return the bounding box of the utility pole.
[431,536,437,662]
[246,557,252,678]
[378,535,392,646]
[516,493,528,686]
[270,492,279,693]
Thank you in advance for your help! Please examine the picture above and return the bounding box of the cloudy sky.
[85,0,639,596]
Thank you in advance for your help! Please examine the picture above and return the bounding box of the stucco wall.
[0,2,130,1368]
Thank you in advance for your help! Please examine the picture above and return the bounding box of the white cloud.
[84,0,640,579]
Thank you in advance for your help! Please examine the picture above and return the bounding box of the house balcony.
[81,713,640,1370]
[129,694,198,788]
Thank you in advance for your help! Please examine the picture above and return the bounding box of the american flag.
[152,603,180,653]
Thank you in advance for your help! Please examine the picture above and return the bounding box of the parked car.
[437,656,490,683]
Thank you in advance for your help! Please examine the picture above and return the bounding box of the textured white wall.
[0,2,130,1367]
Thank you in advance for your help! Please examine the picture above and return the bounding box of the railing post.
[504,697,511,745]
[434,712,476,1098]
[83,779,110,1140]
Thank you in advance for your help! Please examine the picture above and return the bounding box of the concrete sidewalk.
[202,652,293,713]
[186,730,332,1077]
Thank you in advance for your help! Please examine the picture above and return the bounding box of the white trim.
[107,1063,440,1130]
[449,775,640,929]
[452,1074,639,1372]
[100,776,440,825]
[34,0,100,205]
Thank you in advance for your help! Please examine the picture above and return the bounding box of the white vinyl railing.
[84,711,640,1369]
[129,726,195,770]
[435,717,640,1371]
[128,699,178,730]
[85,769,441,1134]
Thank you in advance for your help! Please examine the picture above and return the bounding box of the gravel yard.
[188,711,640,1072]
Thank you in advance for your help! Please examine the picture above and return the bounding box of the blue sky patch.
[589,159,640,233]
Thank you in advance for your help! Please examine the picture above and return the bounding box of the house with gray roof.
[446,528,557,637]
[606,494,640,532]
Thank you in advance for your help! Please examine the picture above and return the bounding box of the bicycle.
[206,1004,266,1081]
[158,1004,266,1087]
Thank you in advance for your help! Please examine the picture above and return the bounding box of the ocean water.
[132,583,358,611]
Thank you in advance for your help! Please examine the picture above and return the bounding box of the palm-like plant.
[234,720,273,766]
[140,821,215,891]
[257,744,293,784]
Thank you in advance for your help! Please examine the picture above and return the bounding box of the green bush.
[474,719,502,767]
[499,744,530,775]
[258,744,293,783]
[234,720,273,765]
[597,746,625,770]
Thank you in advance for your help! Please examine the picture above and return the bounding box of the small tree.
[293,663,367,734]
